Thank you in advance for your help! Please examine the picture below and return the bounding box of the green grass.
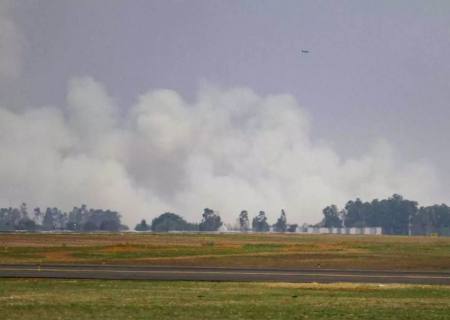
[1,233,449,270]
[0,279,449,319]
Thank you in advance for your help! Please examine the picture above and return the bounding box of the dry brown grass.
[0,232,449,270]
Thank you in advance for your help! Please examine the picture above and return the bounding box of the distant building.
[298,226,382,235]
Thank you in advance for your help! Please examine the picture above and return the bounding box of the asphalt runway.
[1,264,450,284]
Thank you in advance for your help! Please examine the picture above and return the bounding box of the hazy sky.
[1,1,449,225]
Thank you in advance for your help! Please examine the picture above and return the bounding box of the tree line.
[0,203,127,232]
[3,194,450,235]
[138,196,450,235]
[135,208,296,232]
[319,194,450,236]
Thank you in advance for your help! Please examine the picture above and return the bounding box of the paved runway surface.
[1,264,450,284]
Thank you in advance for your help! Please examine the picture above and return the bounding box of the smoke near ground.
[0,77,443,225]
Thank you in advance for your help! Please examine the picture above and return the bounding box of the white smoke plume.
[0,77,443,225]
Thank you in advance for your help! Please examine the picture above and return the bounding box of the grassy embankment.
[0,279,449,320]
[1,233,449,270]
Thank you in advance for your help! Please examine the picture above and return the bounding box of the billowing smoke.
[0,77,443,225]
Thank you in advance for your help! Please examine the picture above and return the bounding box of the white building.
[298,226,382,235]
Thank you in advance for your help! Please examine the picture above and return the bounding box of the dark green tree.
[81,209,121,231]
[16,217,37,231]
[42,208,57,230]
[321,205,342,228]
[333,194,418,234]
[152,212,197,232]
[134,219,150,231]
[199,208,222,231]
[412,204,450,236]
[374,194,417,235]
[273,209,287,232]
[66,206,84,231]
[344,198,371,227]
[252,211,269,232]
[239,210,250,231]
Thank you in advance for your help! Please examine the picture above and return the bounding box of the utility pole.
[408,214,412,236]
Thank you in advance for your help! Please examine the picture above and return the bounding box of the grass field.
[0,279,449,319]
[1,233,449,270]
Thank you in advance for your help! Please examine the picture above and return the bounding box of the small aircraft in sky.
[301,50,310,54]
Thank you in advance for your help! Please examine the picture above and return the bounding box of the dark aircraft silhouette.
[301,50,309,54]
